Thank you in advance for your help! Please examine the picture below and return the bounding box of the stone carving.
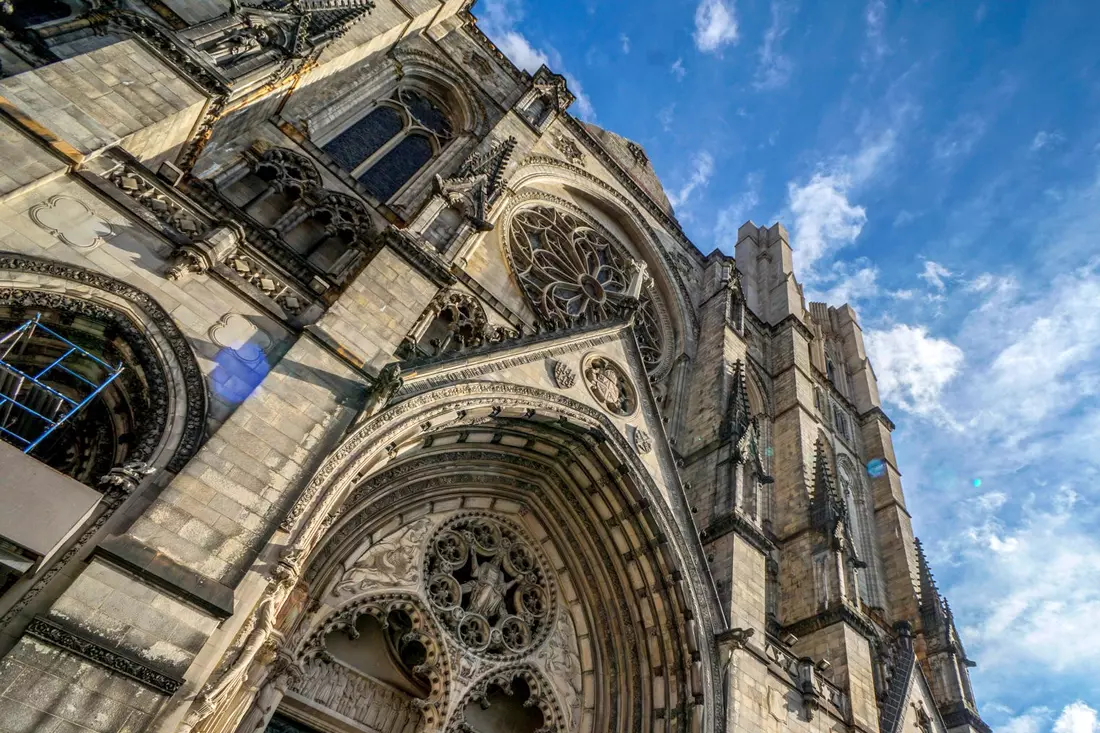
[632,426,652,455]
[435,137,516,230]
[226,252,308,315]
[24,617,182,694]
[552,133,585,166]
[99,461,156,490]
[466,52,493,78]
[361,362,403,419]
[537,610,583,731]
[106,163,206,238]
[29,196,114,250]
[210,314,272,365]
[451,665,567,733]
[334,518,434,597]
[627,140,649,165]
[294,657,420,732]
[294,594,448,731]
[167,224,242,282]
[582,355,637,416]
[424,514,554,659]
[552,360,577,389]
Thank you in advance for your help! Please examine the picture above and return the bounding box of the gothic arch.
[278,381,721,733]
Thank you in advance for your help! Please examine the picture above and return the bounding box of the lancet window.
[323,88,454,203]
[837,456,884,609]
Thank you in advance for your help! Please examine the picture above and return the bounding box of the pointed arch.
[278,380,722,733]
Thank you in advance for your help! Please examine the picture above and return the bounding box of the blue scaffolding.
[0,313,124,455]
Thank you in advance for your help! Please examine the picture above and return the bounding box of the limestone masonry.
[0,2,989,733]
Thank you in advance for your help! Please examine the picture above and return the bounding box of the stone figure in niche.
[538,609,583,731]
[465,554,516,618]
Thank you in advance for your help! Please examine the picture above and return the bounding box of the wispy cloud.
[1054,702,1099,733]
[657,103,676,132]
[1031,130,1065,153]
[933,113,989,161]
[863,0,887,63]
[670,58,686,81]
[694,0,739,53]
[713,172,761,246]
[668,151,715,209]
[754,1,795,89]
[919,260,953,291]
[619,33,631,54]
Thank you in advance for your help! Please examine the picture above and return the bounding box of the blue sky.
[474,1,1100,731]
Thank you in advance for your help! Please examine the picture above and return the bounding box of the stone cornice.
[859,406,896,432]
[700,510,776,553]
[781,603,883,643]
[25,616,183,694]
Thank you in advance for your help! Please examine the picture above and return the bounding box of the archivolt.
[282,382,721,732]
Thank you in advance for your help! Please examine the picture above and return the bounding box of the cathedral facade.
[0,3,989,733]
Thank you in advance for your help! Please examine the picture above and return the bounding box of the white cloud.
[784,126,898,275]
[893,209,918,227]
[619,33,631,54]
[671,58,686,81]
[810,262,880,305]
[478,0,596,121]
[919,260,953,291]
[713,173,761,245]
[694,0,739,53]
[495,31,549,72]
[864,324,964,417]
[787,173,867,273]
[754,1,794,89]
[668,151,715,209]
[1031,130,1065,153]
[1054,702,1100,733]
[1001,710,1049,733]
[975,491,1007,511]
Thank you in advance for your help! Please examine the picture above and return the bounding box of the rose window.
[507,205,665,372]
[424,515,554,658]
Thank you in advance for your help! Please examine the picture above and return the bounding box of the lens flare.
[866,458,886,478]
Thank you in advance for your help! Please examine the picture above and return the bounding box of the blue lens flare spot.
[866,458,886,478]
[765,446,774,457]
[973,478,982,488]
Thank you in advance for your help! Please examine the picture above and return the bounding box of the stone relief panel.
[293,657,421,733]
[29,195,114,250]
[535,608,584,731]
[333,518,436,599]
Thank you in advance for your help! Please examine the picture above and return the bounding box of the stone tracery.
[424,515,555,659]
[506,204,665,372]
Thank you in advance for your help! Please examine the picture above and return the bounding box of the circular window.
[424,515,555,659]
[506,205,666,373]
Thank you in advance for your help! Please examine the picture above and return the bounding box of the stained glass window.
[321,88,453,203]
[359,134,433,202]
[323,105,404,172]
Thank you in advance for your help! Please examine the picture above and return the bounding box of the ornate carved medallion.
[632,425,652,454]
[582,354,637,416]
[552,133,585,166]
[424,515,555,659]
[552,360,577,389]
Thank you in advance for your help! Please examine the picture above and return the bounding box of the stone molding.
[24,616,183,695]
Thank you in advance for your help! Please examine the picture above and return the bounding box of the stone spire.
[810,440,846,542]
[915,537,946,633]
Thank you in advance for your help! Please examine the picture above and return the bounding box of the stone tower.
[0,3,988,733]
